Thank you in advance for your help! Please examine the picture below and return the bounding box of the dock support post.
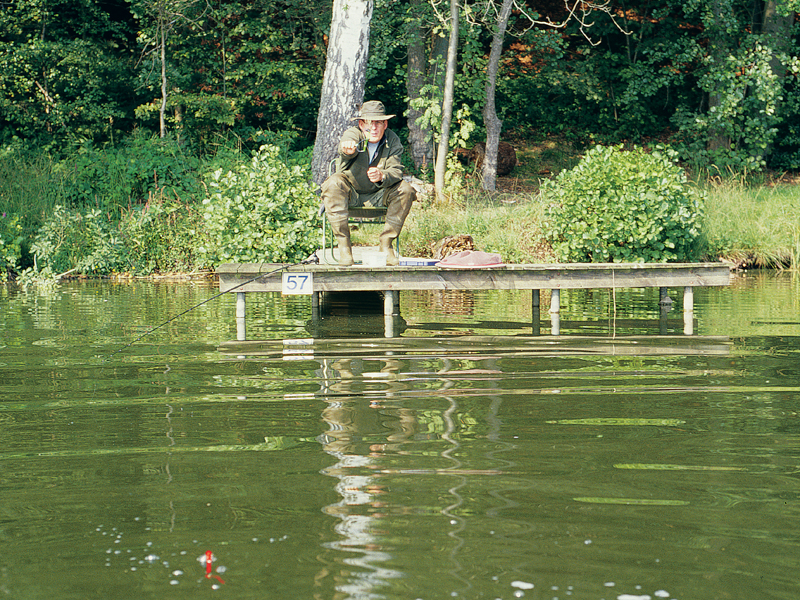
[532,290,540,336]
[384,290,399,316]
[311,291,320,321]
[683,286,694,335]
[659,288,671,334]
[549,289,560,313]
[549,289,561,335]
[236,292,246,341]
[384,315,395,338]
[550,313,561,335]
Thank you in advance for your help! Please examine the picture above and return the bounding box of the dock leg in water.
[549,289,560,314]
[236,292,246,341]
[383,290,399,316]
[549,289,561,335]
[683,286,694,335]
[312,291,320,321]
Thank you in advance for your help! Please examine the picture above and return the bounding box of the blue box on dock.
[400,258,438,266]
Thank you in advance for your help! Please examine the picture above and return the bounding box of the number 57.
[282,273,313,295]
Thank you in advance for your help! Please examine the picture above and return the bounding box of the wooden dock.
[216,261,732,339]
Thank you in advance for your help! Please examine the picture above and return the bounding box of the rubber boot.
[331,218,354,266]
[321,173,355,267]
[379,180,416,266]
[379,229,400,266]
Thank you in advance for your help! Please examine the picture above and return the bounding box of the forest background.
[1,0,799,283]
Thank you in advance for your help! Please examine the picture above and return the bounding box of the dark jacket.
[334,126,405,205]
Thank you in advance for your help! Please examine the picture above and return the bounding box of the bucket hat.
[353,100,395,121]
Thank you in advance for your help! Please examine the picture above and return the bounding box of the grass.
[0,149,62,230]
[701,173,800,269]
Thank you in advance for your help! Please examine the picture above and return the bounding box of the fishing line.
[105,256,319,361]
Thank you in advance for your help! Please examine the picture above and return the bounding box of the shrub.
[118,191,201,274]
[0,212,25,281]
[55,132,201,214]
[28,205,124,275]
[542,145,706,263]
[195,145,320,266]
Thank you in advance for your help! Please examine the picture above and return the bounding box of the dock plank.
[216,262,732,293]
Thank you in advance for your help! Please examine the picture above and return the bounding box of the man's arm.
[339,127,363,157]
[376,131,404,187]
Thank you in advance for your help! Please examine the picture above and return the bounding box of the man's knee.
[398,180,416,201]
[322,173,350,196]
[388,180,416,206]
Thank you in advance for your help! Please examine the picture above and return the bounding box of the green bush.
[0,212,25,281]
[542,145,706,263]
[195,145,320,266]
[118,192,201,274]
[28,205,124,275]
[56,132,201,214]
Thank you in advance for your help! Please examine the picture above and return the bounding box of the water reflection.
[319,396,403,599]
[314,352,511,599]
[1,273,799,600]
[316,354,412,598]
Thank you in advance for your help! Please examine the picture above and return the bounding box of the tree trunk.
[434,0,459,203]
[481,0,514,191]
[758,0,794,158]
[706,0,734,153]
[311,0,373,186]
[406,0,430,170]
[761,0,794,76]
[406,2,448,171]
[430,30,448,90]
[160,12,167,139]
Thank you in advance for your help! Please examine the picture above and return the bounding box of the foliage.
[2,0,799,177]
[0,212,25,282]
[0,145,66,257]
[28,204,124,275]
[542,145,706,263]
[0,0,139,148]
[701,174,800,269]
[16,265,62,290]
[128,0,326,148]
[195,145,320,266]
[672,40,788,171]
[117,191,201,274]
[55,131,202,214]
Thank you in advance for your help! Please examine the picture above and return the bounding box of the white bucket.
[362,252,387,267]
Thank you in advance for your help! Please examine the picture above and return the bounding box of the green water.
[0,272,798,599]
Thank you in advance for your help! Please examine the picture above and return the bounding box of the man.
[320,100,416,266]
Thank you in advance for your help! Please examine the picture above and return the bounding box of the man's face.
[359,119,388,143]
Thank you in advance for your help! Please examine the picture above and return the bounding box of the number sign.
[282,272,313,295]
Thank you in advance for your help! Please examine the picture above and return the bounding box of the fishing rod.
[105,255,319,361]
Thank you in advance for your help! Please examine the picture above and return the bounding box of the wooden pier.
[216,261,732,339]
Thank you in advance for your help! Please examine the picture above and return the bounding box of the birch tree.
[433,0,459,202]
[481,0,514,191]
[311,0,374,185]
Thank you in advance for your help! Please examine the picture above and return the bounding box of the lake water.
[1,271,798,600]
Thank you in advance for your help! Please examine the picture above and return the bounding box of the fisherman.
[320,100,416,266]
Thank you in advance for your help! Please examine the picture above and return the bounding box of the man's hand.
[367,167,384,183]
[341,140,359,155]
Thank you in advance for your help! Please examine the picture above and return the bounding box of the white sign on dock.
[281,272,313,295]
